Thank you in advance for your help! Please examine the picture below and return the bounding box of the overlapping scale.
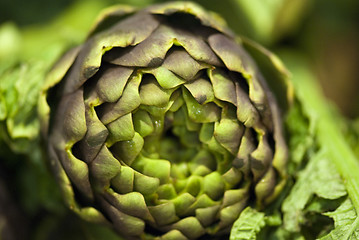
[41,2,289,240]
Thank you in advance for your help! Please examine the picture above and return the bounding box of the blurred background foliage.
[0,0,358,239]
[1,0,358,116]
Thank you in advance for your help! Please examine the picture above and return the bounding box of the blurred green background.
[0,0,358,239]
[1,0,358,116]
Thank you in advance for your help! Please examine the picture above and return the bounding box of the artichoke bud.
[39,2,290,239]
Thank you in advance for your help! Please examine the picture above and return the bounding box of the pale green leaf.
[230,207,266,240]
[282,150,347,232]
[321,198,359,240]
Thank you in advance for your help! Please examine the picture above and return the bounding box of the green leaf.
[282,150,347,232]
[0,62,46,153]
[230,207,266,240]
[321,198,359,240]
[284,100,314,172]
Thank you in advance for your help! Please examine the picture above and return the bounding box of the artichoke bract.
[39,2,291,239]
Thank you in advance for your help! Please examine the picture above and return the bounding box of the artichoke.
[39,2,290,239]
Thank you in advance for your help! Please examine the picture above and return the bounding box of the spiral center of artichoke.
[145,105,223,177]
[105,70,241,199]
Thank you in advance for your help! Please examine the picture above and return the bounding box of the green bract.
[39,2,291,239]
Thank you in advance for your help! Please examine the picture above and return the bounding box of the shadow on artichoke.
[39,2,292,239]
